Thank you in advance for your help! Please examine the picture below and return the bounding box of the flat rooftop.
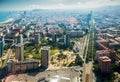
[4,67,80,82]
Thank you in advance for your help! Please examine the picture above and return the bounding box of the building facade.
[35,34,40,44]
[99,56,111,73]
[0,36,4,57]
[64,34,70,47]
[41,47,50,68]
[15,44,24,61]
[68,30,84,37]
[52,33,57,43]
[7,60,39,73]
[17,34,23,44]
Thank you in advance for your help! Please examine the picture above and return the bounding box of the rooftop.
[41,46,50,50]
[99,56,111,62]
[4,67,80,82]
[96,50,110,54]
[15,43,23,47]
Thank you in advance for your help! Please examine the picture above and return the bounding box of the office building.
[64,34,70,47]
[87,12,92,28]
[17,34,23,44]
[35,34,40,44]
[15,43,24,61]
[0,36,4,57]
[52,33,57,43]
[99,56,111,73]
[68,30,84,37]
[41,47,50,68]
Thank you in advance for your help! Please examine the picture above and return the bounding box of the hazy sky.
[0,0,120,11]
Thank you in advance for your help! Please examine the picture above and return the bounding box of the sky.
[0,0,120,11]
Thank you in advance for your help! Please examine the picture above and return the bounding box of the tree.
[75,54,84,66]
[68,61,75,67]
[93,64,99,73]
[57,52,66,60]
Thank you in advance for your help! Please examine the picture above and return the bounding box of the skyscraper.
[17,34,23,44]
[0,36,4,57]
[64,34,70,47]
[52,33,57,43]
[15,44,24,61]
[87,11,92,28]
[35,34,40,44]
[41,47,50,68]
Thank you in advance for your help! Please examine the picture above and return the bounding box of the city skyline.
[0,0,120,11]
[0,0,120,81]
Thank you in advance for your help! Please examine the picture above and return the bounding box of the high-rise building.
[0,59,2,67]
[87,11,92,28]
[64,34,70,47]
[52,33,57,43]
[0,36,4,57]
[35,34,40,44]
[96,50,110,60]
[17,34,23,44]
[15,43,24,61]
[41,47,50,68]
[99,56,111,73]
